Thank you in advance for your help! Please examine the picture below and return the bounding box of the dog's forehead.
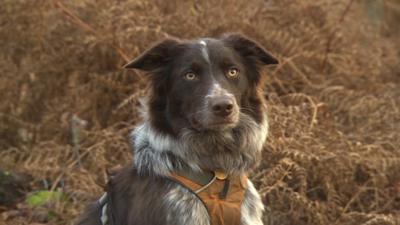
[194,38,225,53]
[195,39,210,64]
[177,38,234,63]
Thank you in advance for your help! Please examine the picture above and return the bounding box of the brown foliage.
[0,0,399,224]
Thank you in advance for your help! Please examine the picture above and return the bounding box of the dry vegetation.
[0,0,399,224]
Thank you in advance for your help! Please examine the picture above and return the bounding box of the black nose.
[211,98,234,117]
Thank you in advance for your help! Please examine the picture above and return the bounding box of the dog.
[77,33,278,225]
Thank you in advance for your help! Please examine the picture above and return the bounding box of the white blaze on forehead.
[198,40,234,100]
[198,40,210,64]
[206,81,234,98]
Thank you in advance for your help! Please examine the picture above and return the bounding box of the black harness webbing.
[98,188,121,225]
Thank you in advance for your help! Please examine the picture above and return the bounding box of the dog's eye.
[227,68,239,78]
[184,72,197,81]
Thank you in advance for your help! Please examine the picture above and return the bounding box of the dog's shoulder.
[76,165,208,225]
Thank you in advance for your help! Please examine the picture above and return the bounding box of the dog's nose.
[211,98,234,117]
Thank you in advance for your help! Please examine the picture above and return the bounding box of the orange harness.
[170,172,248,225]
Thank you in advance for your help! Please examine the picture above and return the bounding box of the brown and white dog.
[77,33,278,225]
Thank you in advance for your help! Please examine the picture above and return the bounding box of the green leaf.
[26,190,64,207]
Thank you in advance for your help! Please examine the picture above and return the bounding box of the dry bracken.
[0,0,399,225]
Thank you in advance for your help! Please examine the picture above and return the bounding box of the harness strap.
[169,172,248,225]
[106,191,119,225]
[98,186,121,225]
[170,173,217,194]
[97,170,248,225]
[98,193,108,225]
[174,167,216,188]
[219,179,230,199]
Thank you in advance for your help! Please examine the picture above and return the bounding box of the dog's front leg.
[163,184,211,225]
[241,180,265,225]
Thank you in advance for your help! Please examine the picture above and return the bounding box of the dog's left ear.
[222,33,279,65]
[123,38,180,71]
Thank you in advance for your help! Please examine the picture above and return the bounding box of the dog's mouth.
[189,114,239,131]
[189,117,203,130]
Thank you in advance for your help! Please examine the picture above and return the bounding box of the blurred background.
[0,0,399,224]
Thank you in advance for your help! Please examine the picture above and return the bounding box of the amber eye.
[227,68,239,78]
[184,72,197,81]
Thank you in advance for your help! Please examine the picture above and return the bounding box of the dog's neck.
[132,113,269,177]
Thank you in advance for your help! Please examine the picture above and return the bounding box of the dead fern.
[0,0,399,225]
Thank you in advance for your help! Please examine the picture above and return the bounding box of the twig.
[71,115,87,168]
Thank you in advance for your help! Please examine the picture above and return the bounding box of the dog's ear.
[124,38,180,71]
[222,33,278,65]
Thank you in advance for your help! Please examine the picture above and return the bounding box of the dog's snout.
[211,98,234,117]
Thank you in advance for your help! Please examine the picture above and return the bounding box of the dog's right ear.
[123,39,180,71]
[222,33,278,66]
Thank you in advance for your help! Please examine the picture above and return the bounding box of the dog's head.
[125,34,278,136]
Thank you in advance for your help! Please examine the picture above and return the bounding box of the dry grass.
[0,0,399,224]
